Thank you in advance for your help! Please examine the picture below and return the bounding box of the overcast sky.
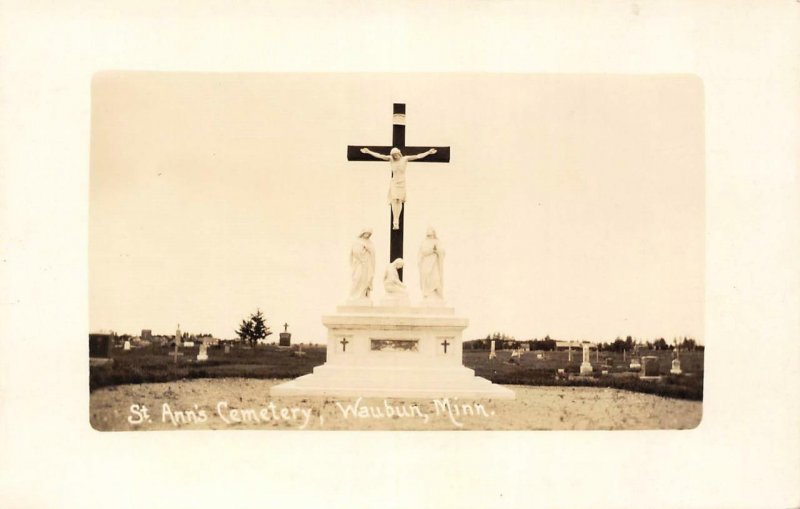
[90,73,704,343]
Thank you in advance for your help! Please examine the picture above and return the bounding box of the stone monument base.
[270,305,514,400]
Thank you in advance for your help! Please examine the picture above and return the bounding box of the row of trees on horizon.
[466,333,703,352]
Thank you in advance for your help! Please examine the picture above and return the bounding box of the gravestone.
[170,324,184,364]
[641,356,660,377]
[279,322,292,347]
[123,340,131,351]
[270,103,513,399]
[89,333,113,363]
[224,343,231,354]
[670,341,682,374]
[489,340,497,360]
[629,357,642,370]
[580,343,593,375]
[196,341,208,361]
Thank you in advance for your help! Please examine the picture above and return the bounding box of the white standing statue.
[418,227,445,303]
[381,258,410,306]
[349,228,375,304]
[360,147,437,230]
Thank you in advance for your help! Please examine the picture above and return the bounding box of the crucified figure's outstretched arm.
[406,148,437,161]
[360,148,391,160]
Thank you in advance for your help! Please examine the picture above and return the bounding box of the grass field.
[89,344,325,392]
[463,349,704,401]
[90,343,703,400]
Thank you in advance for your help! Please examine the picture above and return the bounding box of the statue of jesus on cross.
[347,103,450,281]
[360,147,438,230]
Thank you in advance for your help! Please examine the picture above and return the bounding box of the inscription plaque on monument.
[370,339,419,352]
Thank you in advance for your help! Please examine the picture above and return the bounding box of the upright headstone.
[171,324,182,364]
[123,340,131,351]
[197,340,208,361]
[224,343,231,354]
[670,343,682,374]
[279,322,292,347]
[641,356,659,377]
[489,340,497,360]
[89,333,113,359]
[580,343,593,375]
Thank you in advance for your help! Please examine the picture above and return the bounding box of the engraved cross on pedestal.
[340,337,350,352]
[441,339,450,354]
[347,103,450,280]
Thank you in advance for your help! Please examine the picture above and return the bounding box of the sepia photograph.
[89,72,704,431]
[3,2,798,508]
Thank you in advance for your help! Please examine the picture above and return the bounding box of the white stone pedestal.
[271,305,514,399]
[670,359,682,375]
[579,362,593,375]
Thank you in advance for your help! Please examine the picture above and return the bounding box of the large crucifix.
[347,103,450,281]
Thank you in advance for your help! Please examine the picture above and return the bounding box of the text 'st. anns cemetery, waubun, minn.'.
[89,74,705,431]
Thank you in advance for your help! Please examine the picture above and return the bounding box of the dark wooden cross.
[340,337,350,352]
[283,322,289,333]
[441,339,451,354]
[347,103,450,280]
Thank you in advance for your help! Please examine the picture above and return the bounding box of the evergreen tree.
[235,309,272,347]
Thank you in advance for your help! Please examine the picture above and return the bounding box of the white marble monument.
[271,232,514,399]
[271,103,513,399]
[580,343,593,375]
[197,341,208,361]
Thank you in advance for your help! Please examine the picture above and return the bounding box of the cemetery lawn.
[91,345,702,401]
[90,344,326,392]
[463,349,704,401]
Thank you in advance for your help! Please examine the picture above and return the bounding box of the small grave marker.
[197,341,208,362]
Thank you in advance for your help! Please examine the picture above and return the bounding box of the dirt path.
[90,378,701,431]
